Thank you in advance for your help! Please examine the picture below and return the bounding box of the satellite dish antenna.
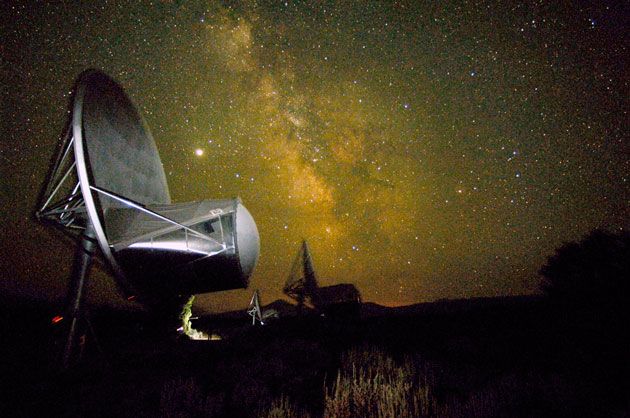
[283,240,361,318]
[283,240,319,313]
[36,70,260,366]
[247,289,263,325]
[247,289,278,325]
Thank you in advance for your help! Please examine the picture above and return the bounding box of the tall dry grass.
[323,347,437,418]
[166,346,570,417]
[259,395,312,418]
[266,345,568,417]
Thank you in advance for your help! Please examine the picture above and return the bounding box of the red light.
[127,295,137,301]
[51,315,63,324]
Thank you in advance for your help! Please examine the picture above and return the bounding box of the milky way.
[1,1,627,311]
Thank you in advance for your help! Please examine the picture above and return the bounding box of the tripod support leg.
[62,223,96,369]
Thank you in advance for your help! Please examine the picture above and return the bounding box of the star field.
[1,1,627,311]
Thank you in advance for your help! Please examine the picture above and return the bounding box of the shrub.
[540,229,630,318]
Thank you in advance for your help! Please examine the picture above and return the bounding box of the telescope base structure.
[62,224,100,369]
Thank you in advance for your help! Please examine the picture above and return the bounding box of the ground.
[1,296,627,417]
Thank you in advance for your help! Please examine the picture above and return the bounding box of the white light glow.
[129,241,208,255]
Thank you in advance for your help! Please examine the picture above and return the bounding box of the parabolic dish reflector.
[72,69,172,286]
[37,69,260,301]
[77,70,171,206]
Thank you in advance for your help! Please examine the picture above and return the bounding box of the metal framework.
[36,128,232,285]
[37,130,86,234]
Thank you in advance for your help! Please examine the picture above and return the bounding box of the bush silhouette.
[540,229,630,407]
[540,229,630,325]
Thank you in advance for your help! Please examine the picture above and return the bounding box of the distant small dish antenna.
[283,240,361,317]
[283,240,319,312]
[248,289,263,325]
[36,70,260,365]
[247,289,278,325]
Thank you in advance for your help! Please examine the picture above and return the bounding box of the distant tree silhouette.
[540,229,630,322]
[540,230,630,407]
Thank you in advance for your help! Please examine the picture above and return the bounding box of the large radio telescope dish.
[37,69,260,302]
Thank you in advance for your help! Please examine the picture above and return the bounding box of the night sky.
[1,1,627,312]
